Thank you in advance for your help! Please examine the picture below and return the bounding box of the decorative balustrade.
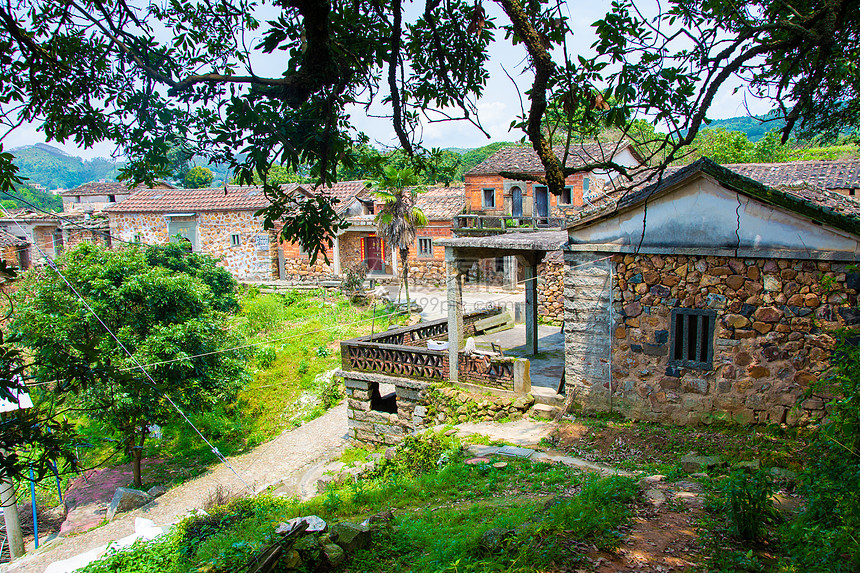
[340,307,524,392]
[453,215,565,232]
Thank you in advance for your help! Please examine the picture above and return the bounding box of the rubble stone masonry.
[597,253,858,426]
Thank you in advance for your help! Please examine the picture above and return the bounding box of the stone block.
[344,378,370,390]
[107,488,152,521]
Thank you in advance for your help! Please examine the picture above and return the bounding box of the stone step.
[531,386,566,407]
[530,403,561,419]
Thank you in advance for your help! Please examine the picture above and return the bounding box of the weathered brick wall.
[65,228,108,249]
[464,173,587,215]
[602,253,857,425]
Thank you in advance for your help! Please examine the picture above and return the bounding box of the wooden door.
[511,187,523,217]
[363,237,384,271]
[535,187,549,219]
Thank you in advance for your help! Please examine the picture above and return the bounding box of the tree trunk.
[400,247,410,318]
[129,429,148,488]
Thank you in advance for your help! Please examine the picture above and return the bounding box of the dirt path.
[5,403,349,573]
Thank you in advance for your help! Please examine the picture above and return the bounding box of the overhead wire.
[0,205,255,493]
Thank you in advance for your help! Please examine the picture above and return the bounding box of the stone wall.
[574,253,858,426]
[110,211,277,280]
[537,253,564,323]
[343,371,433,445]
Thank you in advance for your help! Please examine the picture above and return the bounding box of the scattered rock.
[329,521,371,552]
[384,447,397,460]
[480,527,515,553]
[644,488,667,506]
[735,460,761,471]
[282,549,302,569]
[640,475,665,487]
[146,486,167,498]
[769,467,799,483]
[106,488,152,521]
[283,515,328,534]
[322,542,346,567]
[680,454,721,473]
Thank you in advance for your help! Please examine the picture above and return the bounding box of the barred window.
[417,237,433,257]
[669,308,716,369]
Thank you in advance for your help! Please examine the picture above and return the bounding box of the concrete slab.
[465,445,502,457]
[455,418,552,446]
[497,445,535,458]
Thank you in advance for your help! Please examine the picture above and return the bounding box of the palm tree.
[371,165,427,316]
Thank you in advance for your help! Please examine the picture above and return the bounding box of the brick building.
[462,141,642,219]
[62,180,173,214]
[564,158,860,425]
[279,183,466,286]
[0,211,63,266]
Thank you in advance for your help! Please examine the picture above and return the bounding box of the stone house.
[0,211,63,266]
[61,180,173,213]
[279,183,466,286]
[0,229,30,269]
[105,184,297,280]
[564,157,860,426]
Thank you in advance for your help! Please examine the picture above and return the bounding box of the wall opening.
[370,382,397,414]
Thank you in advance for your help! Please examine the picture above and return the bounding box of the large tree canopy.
[11,243,247,486]
[0,0,857,256]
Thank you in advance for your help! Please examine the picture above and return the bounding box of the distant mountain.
[10,144,121,190]
[703,114,787,142]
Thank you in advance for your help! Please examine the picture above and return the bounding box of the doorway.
[511,186,523,218]
[362,236,385,273]
[535,186,549,222]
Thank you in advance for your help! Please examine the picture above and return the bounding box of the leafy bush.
[780,332,860,570]
[341,262,368,294]
[175,496,257,558]
[253,346,277,369]
[77,535,181,573]
[721,469,779,541]
[240,293,287,334]
[369,432,453,479]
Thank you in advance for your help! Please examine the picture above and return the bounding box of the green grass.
[76,431,638,573]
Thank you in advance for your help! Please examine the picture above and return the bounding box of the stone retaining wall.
[569,252,858,426]
[342,371,433,445]
[537,255,564,323]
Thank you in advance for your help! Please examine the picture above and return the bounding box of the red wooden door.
[363,237,384,271]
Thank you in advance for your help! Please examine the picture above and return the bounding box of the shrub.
[781,332,860,570]
[370,432,453,479]
[253,346,277,369]
[721,468,779,541]
[241,293,287,334]
[341,262,368,295]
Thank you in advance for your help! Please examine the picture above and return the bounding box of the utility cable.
[0,206,255,493]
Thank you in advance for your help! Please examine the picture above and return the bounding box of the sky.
[5,0,772,161]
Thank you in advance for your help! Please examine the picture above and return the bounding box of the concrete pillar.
[333,233,342,276]
[523,261,538,355]
[445,248,464,384]
[503,256,517,290]
[1,471,24,561]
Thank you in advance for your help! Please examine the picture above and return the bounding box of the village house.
[563,157,860,426]
[0,210,63,267]
[104,184,292,280]
[61,180,173,214]
[279,183,466,287]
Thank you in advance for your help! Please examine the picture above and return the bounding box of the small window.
[417,237,433,258]
[495,257,505,273]
[669,308,716,369]
[482,188,496,209]
[133,233,142,243]
[560,186,573,205]
[230,233,241,246]
[583,178,592,198]
[108,195,116,203]
[850,189,856,197]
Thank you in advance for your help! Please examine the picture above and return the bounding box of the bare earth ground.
[5,403,349,573]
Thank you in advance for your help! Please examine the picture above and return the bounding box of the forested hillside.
[11,144,120,189]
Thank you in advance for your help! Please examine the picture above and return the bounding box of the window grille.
[482,188,496,209]
[669,308,716,369]
[230,233,240,246]
[417,237,433,257]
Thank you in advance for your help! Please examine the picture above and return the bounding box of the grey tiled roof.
[723,160,860,191]
[416,184,466,220]
[0,229,28,247]
[466,141,638,176]
[571,158,860,235]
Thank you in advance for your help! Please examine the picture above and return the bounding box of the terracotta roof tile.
[723,160,860,191]
[104,180,367,214]
[466,141,637,176]
[62,180,174,197]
